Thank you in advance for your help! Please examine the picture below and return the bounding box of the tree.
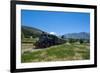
[79,39,84,44]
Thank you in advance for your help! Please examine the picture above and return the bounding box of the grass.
[21,43,90,63]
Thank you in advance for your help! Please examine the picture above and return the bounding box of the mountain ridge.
[62,32,90,40]
[22,25,90,40]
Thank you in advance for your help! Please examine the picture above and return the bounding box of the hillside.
[21,25,47,38]
[22,43,90,62]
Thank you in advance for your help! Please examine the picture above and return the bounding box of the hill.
[21,25,47,38]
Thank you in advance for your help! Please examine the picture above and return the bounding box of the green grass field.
[21,42,90,63]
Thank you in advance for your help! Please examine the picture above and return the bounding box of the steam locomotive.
[34,32,66,49]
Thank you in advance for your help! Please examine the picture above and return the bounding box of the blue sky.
[21,10,90,35]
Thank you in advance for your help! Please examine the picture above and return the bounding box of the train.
[34,32,66,49]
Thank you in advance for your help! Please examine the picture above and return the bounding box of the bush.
[79,39,84,44]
